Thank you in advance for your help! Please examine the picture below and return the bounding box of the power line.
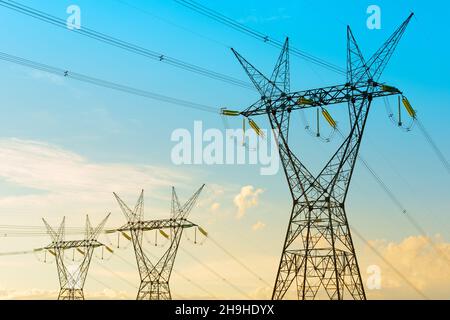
[382,97,449,174]
[93,259,138,290]
[206,234,271,287]
[0,224,252,298]
[113,247,217,299]
[180,246,253,299]
[0,0,253,90]
[0,225,87,237]
[88,274,116,293]
[0,51,219,114]
[142,247,217,299]
[113,0,230,49]
[173,0,346,75]
[0,228,438,300]
[0,248,42,256]
[416,119,450,174]
[335,129,450,266]
[0,245,211,299]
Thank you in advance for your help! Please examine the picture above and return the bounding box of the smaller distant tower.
[43,214,110,300]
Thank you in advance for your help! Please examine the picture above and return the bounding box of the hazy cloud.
[0,287,130,300]
[0,138,183,218]
[252,221,266,231]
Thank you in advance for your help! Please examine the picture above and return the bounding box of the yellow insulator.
[248,119,265,137]
[121,232,131,241]
[382,85,400,93]
[104,229,116,234]
[321,108,337,128]
[77,248,85,255]
[198,227,208,237]
[105,246,114,254]
[296,97,314,105]
[159,230,170,239]
[402,97,416,118]
[221,109,241,116]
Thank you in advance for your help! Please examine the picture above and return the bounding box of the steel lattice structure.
[114,184,204,300]
[225,14,413,300]
[43,214,110,300]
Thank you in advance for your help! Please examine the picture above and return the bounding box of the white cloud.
[0,138,185,220]
[252,221,266,231]
[0,138,175,192]
[233,185,264,219]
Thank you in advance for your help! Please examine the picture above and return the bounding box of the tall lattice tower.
[43,214,110,300]
[114,184,204,300]
[223,14,413,299]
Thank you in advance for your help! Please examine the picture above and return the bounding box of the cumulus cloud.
[363,235,450,299]
[233,185,264,219]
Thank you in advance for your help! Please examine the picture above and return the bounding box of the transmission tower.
[113,184,205,300]
[43,214,110,300]
[223,14,413,300]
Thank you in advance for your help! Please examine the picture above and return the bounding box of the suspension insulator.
[221,109,241,116]
[402,97,416,118]
[48,249,56,256]
[159,229,170,239]
[198,227,208,237]
[121,232,131,241]
[248,119,265,137]
[105,246,114,254]
[296,97,314,106]
[321,108,337,128]
[382,85,400,93]
[77,248,85,255]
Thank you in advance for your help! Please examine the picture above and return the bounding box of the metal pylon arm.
[239,81,402,117]
[118,218,197,232]
[174,184,205,220]
[44,239,104,250]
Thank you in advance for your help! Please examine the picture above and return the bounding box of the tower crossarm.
[240,81,402,117]
[45,240,104,250]
[117,218,197,232]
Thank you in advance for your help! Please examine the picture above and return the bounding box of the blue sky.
[0,0,448,299]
